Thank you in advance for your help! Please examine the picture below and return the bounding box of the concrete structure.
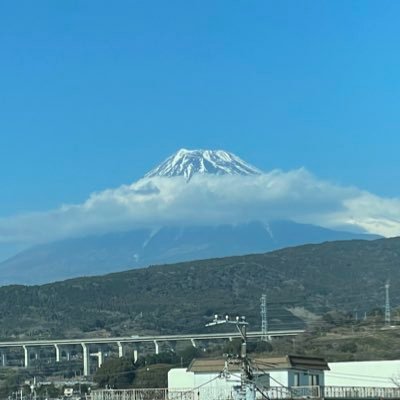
[92,358,400,400]
[326,360,400,388]
[54,344,61,362]
[0,329,303,376]
[168,355,329,398]
[81,343,90,376]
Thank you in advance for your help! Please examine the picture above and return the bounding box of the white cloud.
[1,168,400,246]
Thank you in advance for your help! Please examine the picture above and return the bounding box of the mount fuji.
[0,149,380,285]
[145,148,261,180]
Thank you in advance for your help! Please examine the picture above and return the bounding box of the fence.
[91,386,400,400]
[322,386,400,399]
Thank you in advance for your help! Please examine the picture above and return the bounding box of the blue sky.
[1,0,400,219]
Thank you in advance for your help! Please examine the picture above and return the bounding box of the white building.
[168,355,329,398]
[92,357,400,400]
[326,360,400,388]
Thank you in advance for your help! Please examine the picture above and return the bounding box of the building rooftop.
[187,355,329,373]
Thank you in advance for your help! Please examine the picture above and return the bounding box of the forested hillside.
[0,237,399,339]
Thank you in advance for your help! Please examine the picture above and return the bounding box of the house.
[168,355,329,398]
[250,355,329,387]
[92,357,400,400]
[93,357,400,400]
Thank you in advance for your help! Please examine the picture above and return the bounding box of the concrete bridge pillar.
[54,344,60,362]
[23,345,29,368]
[91,349,104,368]
[98,350,103,367]
[1,352,6,367]
[154,340,159,355]
[90,350,104,368]
[117,341,124,358]
[81,343,90,376]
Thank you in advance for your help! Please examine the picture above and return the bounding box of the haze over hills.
[0,220,379,285]
[0,149,381,285]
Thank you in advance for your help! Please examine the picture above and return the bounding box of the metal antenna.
[260,294,268,341]
[385,281,391,326]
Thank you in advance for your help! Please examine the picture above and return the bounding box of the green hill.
[0,237,399,339]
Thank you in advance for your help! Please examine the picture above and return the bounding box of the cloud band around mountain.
[1,167,400,247]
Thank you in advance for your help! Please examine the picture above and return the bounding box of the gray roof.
[188,355,330,373]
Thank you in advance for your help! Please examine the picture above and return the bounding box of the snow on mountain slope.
[145,148,262,180]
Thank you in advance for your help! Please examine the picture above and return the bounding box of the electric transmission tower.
[260,294,268,341]
[385,281,391,326]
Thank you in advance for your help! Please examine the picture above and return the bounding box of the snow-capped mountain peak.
[145,148,262,180]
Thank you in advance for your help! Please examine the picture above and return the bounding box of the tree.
[248,340,273,353]
[94,357,136,389]
[136,351,180,367]
[132,364,172,388]
[178,346,202,366]
[222,338,242,355]
[36,384,61,399]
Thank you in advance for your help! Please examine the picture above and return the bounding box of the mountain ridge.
[0,220,379,285]
[0,148,384,284]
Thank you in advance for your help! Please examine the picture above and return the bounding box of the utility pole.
[385,281,391,326]
[206,315,252,400]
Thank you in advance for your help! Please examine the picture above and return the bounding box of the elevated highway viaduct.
[0,329,304,376]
